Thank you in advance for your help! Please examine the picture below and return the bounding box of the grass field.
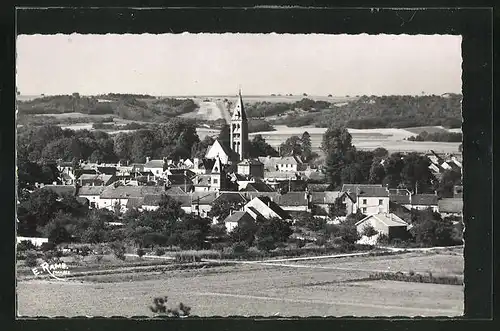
[17,250,463,317]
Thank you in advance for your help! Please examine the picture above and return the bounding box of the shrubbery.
[24,250,39,268]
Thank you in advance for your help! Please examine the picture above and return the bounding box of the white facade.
[100,198,128,213]
[205,140,230,165]
[356,196,389,215]
[244,198,282,220]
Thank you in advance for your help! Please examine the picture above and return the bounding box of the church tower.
[230,89,249,161]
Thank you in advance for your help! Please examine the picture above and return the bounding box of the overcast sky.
[16,33,462,96]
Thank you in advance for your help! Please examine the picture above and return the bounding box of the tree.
[437,169,462,198]
[369,161,386,184]
[401,153,437,193]
[328,197,347,218]
[149,296,191,317]
[373,147,389,158]
[248,135,279,158]
[301,131,312,162]
[17,189,61,236]
[172,214,211,250]
[279,136,302,157]
[208,196,245,224]
[410,212,457,247]
[255,217,292,251]
[41,211,75,244]
[322,127,356,188]
[340,163,364,184]
[230,218,258,246]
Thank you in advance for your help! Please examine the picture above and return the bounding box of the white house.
[341,184,390,215]
[223,211,255,233]
[355,213,409,240]
[99,185,166,213]
[77,186,106,209]
[276,156,302,172]
[144,158,165,178]
[243,196,290,220]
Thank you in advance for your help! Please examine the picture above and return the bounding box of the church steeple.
[230,89,249,161]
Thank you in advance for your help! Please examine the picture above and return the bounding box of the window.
[362,199,367,205]
[213,178,218,184]
[379,199,383,205]
[362,207,367,214]
[156,170,159,174]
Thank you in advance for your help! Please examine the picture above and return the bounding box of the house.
[244,196,290,221]
[192,157,226,192]
[438,198,463,217]
[77,186,106,209]
[164,171,194,192]
[306,183,334,192]
[276,156,303,172]
[237,159,264,179]
[239,191,281,203]
[310,191,342,214]
[96,166,117,176]
[223,211,255,232]
[78,173,117,186]
[355,213,409,240]
[213,192,248,206]
[278,192,310,212]
[144,158,165,178]
[165,186,188,195]
[388,188,412,205]
[405,194,439,212]
[99,185,166,213]
[190,192,218,217]
[341,184,390,215]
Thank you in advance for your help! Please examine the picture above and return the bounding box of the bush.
[362,225,379,237]
[40,242,56,252]
[232,242,248,254]
[17,240,36,252]
[25,250,39,268]
[79,246,91,257]
[377,233,389,245]
[110,241,126,260]
[155,247,165,256]
[149,296,191,317]
[137,248,146,258]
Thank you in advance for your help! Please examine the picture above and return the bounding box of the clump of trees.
[272,94,462,129]
[407,131,462,142]
[149,296,191,317]
[279,131,317,163]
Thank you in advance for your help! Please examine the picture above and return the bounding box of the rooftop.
[438,198,463,214]
[411,194,439,206]
[357,213,409,227]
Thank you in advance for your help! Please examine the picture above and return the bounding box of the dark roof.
[342,184,389,198]
[167,169,196,178]
[213,192,248,205]
[223,211,253,224]
[127,197,144,208]
[390,195,412,205]
[165,186,188,195]
[100,185,165,199]
[241,182,275,192]
[201,159,216,172]
[278,192,308,206]
[411,194,438,206]
[310,191,341,204]
[166,174,193,186]
[96,166,117,175]
[169,195,192,208]
[76,197,89,205]
[191,192,218,204]
[142,194,163,206]
[306,183,333,192]
[78,186,106,196]
[240,191,281,202]
[40,185,77,197]
[438,198,463,214]
[254,196,290,220]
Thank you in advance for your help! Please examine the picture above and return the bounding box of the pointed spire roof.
[231,89,247,121]
[212,156,222,173]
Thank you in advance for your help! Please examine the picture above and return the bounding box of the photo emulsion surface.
[16,32,464,317]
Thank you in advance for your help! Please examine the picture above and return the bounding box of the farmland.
[17,249,463,317]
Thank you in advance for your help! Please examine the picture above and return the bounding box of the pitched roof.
[96,166,117,175]
[263,171,301,180]
[40,185,77,197]
[78,186,106,196]
[276,156,301,165]
[191,192,218,204]
[205,140,233,160]
[223,211,253,224]
[438,198,463,214]
[411,194,438,206]
[306,183,332,192]
[167,169,196,178]
[78,174,114,184]
[100,185,165,199]
[165,186,188,195]
[342,184,389,198]
[241,181,275,192]
[310,191,342,204]
[169,194,193,208]
[144,159,165,169]
[142,194,163,206]
[252,196,290,220]
[213,192,248,205]
[127,197,144,208]
[166,174,193,186]
[278,192,308,206]
[240,191,281,202]
[356,213,409,228]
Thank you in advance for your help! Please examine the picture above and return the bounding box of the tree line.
[407,131,462,142]
[272,94,462,129]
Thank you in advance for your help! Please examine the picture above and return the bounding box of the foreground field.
[17,251,463,317]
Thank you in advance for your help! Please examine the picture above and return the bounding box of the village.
[18,91,463,247]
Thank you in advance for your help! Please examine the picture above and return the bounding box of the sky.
[16,33,462,96]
